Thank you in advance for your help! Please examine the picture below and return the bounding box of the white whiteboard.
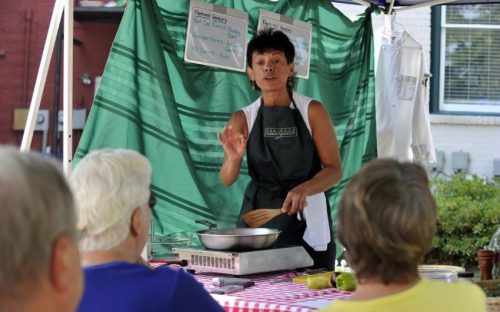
[184,0,248,72]
[257,10,312,79]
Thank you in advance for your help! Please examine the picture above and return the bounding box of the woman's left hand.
[281,186,309,215]
[279,100,343,216]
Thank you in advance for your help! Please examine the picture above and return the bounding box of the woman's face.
[247,49,294,93]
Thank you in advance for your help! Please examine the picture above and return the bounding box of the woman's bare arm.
[218,111,248,186]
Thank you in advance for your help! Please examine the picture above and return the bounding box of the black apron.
[238,96,335,270]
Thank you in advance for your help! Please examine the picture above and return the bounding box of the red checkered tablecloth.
[193,271,351,312]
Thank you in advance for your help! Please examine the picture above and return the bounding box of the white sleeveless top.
[241,91,313,136]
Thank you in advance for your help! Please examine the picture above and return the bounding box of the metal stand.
[20,0,73,175]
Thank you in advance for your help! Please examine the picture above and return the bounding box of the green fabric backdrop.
[74,0,377,256]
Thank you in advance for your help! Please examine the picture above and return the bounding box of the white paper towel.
[300,193,331,251]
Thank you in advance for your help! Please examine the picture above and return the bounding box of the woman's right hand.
[217,125,247,161]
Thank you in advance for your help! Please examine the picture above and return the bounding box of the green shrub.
[425,174,500,269]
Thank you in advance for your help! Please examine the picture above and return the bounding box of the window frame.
[430,6,500,116]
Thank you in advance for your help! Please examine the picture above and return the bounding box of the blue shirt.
[77,262,224,312]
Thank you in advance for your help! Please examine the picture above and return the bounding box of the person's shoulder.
[426,279,485,295]
[85,262,175,280]
[153,265,199,284]
[150,264,186,276]
[234,101,253,135]
[84,261,136,273]
[166,270,226,311]
[292,92,322,108]
[292,92,322,114]
[308,100,324,110]
[424,279,487,310]
[231,110,247,120]
[137,265,201,293]
[129,265,193,293]
[241,97,260,112]
[228,110,247,132]
[291,92,311,109]
[293,91,313,103]
[307,99,329,123]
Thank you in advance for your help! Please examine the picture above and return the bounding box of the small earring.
[251,80,257,90]
[287,77,293,88]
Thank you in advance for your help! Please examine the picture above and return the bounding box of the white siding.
[430,116,500,179]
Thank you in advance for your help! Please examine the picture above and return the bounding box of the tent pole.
[387,0,396,15]
[396,0,458,12]
[63,0,74,175]
[350,0,371,7]
[52,22,63,157]
[20,0,64,153]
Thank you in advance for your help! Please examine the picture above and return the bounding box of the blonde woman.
[320,159,486,312]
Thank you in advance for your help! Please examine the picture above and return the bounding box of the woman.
[71,149,224,312]
[320,159,486,312]
[218,29,342,269]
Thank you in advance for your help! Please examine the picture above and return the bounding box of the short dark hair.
[337,159,436,285]
[246,28,295,68]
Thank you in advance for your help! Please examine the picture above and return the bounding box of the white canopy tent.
[20,0,499,175]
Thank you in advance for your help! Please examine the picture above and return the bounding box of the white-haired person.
[320,158,486,312]
[0,146,83,312]
[70,149,224,312]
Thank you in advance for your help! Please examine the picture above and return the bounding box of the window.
[431,5,500,114]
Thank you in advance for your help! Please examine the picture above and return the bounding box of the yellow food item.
[306,276,330,290]
[292,271,334,284]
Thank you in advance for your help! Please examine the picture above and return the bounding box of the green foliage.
[425,174,500,268]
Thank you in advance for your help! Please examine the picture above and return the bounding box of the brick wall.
[0,0,118,153]
[0,0,55,149]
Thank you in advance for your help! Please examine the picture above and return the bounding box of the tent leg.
[387,0,396,15]
[349,0,371,7]
[63,0,73,175]
[20,0,64,153]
